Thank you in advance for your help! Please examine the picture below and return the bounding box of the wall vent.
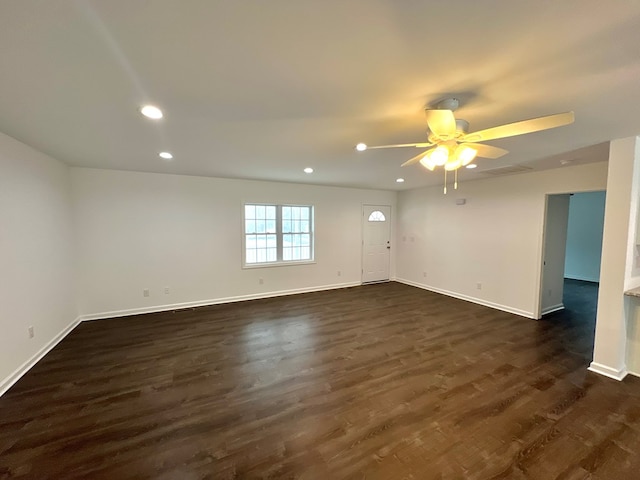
[481,165,533,176]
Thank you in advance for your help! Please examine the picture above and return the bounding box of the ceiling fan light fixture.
[419,155,436,171]
[444,158,462,171]
[458,146,478,166]
[357,106,574,193]
[430,145,449,166]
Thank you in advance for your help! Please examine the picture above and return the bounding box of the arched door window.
[368,210,386,222]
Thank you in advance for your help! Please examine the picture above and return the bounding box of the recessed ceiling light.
[304,167,313,174]
[159,152,173,160]
[140,105,163,119]
[355,143,367,151]
[396,178,405,183]
[466,164,477,169]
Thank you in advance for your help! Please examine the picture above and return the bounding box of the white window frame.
[242,203,315,268]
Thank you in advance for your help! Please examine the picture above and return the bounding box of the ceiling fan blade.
[401,148,432,167]
[366,142,432,150]
[464,143,509,159]
[462,111,574,143]
[425,109,457,139]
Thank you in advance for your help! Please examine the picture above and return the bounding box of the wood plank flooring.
[2,280,640,479]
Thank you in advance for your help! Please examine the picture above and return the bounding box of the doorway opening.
[539,191,606,319]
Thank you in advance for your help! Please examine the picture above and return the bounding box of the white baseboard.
[541,304,565,315]
[80,281,361,322]
[627,370,640,379]
[588,362,628,381]
[395,277,534,319]
[0,317,81,397]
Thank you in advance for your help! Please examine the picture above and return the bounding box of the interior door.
[362,205,391,283]
[539,194,570,316]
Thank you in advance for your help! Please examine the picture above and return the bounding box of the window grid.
[244,204,313,266]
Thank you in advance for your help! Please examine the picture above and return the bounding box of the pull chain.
[444,169,447,194]
[454,168,458,190]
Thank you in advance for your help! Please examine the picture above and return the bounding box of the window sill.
[242,260,316,269]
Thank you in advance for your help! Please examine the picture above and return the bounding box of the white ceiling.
[1,1,639,191]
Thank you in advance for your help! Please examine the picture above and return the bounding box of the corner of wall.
[588,362,627,381]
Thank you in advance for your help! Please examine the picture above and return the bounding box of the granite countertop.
[624,287,640,297]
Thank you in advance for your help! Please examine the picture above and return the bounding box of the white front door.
[362,205,391,283]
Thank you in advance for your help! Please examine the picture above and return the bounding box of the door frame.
[537,193,570,319]
[535,190,606,319]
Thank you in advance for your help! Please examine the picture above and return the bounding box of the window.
[244,204,314,266]
[244,205,277,264]
[368,210,386,222]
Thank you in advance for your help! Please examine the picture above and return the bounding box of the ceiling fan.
[356,98,574,192]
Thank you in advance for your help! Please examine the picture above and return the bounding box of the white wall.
[72,168,396,318]
[564,191,606,282]
[395,162,608,319]
[0,132,77,394]
[541,194,570,315]
[590,137,640,380]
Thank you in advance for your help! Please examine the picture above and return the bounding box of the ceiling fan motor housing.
[435,97,460,111]
[455,119,469,136]
[428,118,469,142]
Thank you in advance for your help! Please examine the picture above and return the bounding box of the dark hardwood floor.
[2,280,640,479]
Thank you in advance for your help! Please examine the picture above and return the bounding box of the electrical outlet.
[337,270,342,277]
[143,288,150,297]
[423,271,427,278]
[164,287,170,295]
[259,278,264,285]
[28,326,34,338]
[476,283,482,290]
